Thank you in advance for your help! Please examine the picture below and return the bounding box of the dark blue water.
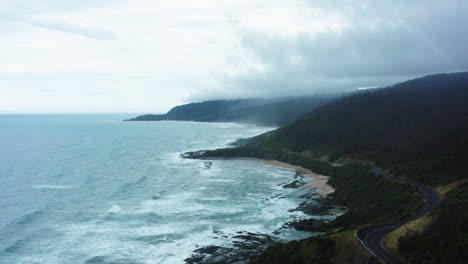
[0,115,325,264]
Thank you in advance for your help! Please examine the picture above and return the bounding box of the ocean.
[0,115,329,264]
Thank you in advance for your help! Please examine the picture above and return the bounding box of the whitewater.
[0,115,330,264]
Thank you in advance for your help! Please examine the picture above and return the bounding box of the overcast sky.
[1,0,467,113]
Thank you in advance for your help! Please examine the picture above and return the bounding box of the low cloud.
[26,19,117,40]
[1,0,467,112]
[190,0,468,100]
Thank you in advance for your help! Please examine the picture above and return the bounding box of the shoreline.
[210,157,335,197]
[260,159,335,197]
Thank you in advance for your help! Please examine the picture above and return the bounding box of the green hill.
[258,72,468,185]
[190,72,468,263]
[125,96,334,126]
[125,99,272,121]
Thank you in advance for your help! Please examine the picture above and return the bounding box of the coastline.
[181,155,338,264]
[260,159,335,197]
[210,157,335,197]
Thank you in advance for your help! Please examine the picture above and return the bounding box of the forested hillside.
[125,96,334,126]
[258,72,468,185]
[184,72,468,263]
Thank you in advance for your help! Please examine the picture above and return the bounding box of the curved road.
[194,150,440,263]
[279,151,441,263]
[356,174,440,264]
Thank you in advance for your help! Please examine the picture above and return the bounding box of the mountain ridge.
[125,96,336,126]
[256,71,468,185]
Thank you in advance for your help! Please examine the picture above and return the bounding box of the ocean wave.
[199,197,228,201]
[206,179,236,183]
[33,185,74,189]
[109,204,121,214]
[13,210,44,225]
[83,255,144,264]
[133,233,185,245]
[2,236,31,253]
[136,197,206,215]
[1,121,323,264]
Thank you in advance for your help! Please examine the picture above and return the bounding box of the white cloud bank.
[0,0,467,113]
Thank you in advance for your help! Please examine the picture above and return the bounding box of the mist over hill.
[126,95,336,127]
[256,71,468,185]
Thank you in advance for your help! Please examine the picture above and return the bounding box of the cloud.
[25,19,117,40]
[189,0,468,100]
[1,0,467,113]
[0,2,117,40]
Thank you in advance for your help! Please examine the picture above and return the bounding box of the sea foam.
[33,185,74,189]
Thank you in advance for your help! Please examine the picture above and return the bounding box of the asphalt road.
[356,174,440,264]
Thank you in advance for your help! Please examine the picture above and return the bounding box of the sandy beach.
[215,157,335,196]
[260,159,335,197]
